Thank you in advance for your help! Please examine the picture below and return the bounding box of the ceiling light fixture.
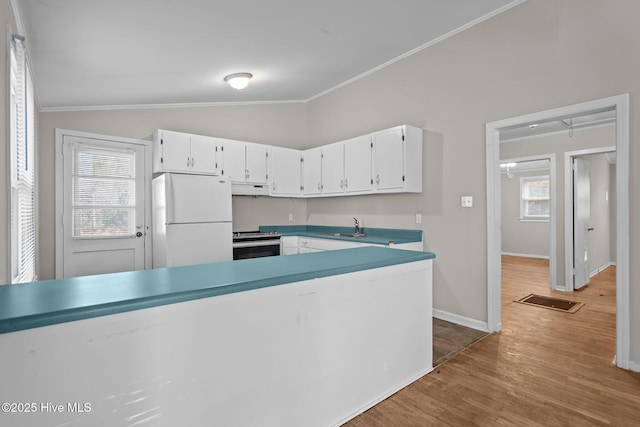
[224,72,253,90]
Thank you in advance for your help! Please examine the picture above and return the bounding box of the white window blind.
[10,35,36,284]
[72,145,137,238]
[520,175,550,220]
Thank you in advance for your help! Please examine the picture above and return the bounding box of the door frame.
[564,147,615,291]
[55,129,152,278]
[500,154,557,290]
[485,94,630,369]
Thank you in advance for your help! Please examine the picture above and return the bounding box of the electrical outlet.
[415,213,422,224]
[461,196,473,208]
[288,213,293,221]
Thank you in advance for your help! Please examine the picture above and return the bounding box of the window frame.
[519,175,550,222]
[9,34,37,284]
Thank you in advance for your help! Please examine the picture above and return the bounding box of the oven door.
[232,239,281,260]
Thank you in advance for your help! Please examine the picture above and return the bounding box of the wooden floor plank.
[344,256,640,426]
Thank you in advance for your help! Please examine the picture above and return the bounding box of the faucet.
[353,217,360,235]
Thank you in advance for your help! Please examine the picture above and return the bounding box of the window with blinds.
[520,175,550,221]
[10,35,36,284]
[72,145,137,238]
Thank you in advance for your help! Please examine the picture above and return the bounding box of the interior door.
[61,135,147,278]
[573,157,591,289]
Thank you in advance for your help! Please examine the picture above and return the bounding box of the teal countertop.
[0,247,434,335]
[259,225,422,245]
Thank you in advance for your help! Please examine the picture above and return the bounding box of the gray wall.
[36,104,308,280]
[501,169,551,258]
[500,125,616,287]
[2,0,638,361]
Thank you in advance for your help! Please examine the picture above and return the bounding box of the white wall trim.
[433,309,490,333]
[54,129,153,278]
[563,146,616,292]
[486,93,630,370]
[40,99,305,113]
[501,252,550,260]
[590,262,615,278]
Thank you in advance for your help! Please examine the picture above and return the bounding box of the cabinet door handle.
[187,157,190,167]
[191,157,195,167]
[345,179,348,188]
[376,174,380,185]
[317,182,321,191]
[340,179,344,189]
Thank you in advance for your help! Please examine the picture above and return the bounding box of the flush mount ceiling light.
[224,73,253,90]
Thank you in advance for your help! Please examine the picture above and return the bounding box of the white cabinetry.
[372,125,422,193]
[153,130,220,175]
[302,147,322,196]
[221,140,268,185]
[281,236,299,255]
[320,142,345,195]
[344,134,373,194]
[270,147,302,196]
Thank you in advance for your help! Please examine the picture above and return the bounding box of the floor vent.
[515,294,584,313]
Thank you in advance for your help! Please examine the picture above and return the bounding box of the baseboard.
[590,261,615,278]
[626,360,640,373]
[501,252,550,260]
[433,309,490,333]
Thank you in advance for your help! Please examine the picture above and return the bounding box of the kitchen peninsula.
[0,246,435,427]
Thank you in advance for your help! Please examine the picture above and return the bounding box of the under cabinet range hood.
[231,183,270,196]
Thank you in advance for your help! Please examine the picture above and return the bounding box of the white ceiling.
[15,0,521,110]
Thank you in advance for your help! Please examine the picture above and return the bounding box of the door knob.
[136,232,143,237]
[587,227,595,232]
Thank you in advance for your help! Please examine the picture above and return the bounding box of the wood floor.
[345,255,640,426]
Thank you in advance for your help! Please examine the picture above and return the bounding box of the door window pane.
[72,146,136,238]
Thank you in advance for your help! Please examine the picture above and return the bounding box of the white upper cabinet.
[344,134,373,194]
[372,127,405,191]
[270,147,302,196]
[320,142,345,195]
[153,130,219,175]
[220,140,246,182]
[245,143,268,185]
[373,124,422,193]
[220,140,268,185]
[302,147,322,196]
[153,124,422,197]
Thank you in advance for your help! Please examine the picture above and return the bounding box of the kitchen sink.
[323,232,368,238]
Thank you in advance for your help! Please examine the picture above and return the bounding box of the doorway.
[55,129,152,278]
[485,94,630,369]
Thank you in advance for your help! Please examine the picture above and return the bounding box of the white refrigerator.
[153,173,233,268]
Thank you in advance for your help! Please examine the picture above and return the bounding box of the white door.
[344,135,373,193]
[221,141,246,183]
[321,142,345,195]
[61,135,148,278]
[246,143,268,184]
[270,147,301,196]
[573,157,591,289]
[189,134,218,174]
[303,147,323,195]
[160,130,191,172]
[374,127,405,191]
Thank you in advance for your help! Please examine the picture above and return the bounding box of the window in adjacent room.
[520,175,550,221]
[9,34,37,283]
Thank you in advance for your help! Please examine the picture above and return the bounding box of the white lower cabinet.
[281,236,299,255]
[282,236,419,255]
